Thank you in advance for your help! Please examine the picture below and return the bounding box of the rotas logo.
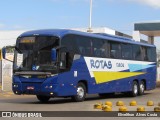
[90,59,112,69]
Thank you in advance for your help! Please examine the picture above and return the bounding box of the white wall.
[157,67,160,81]
[1,59,13,91]
[0,30,25,48]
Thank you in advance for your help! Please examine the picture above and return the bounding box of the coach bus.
[3,29,156,102]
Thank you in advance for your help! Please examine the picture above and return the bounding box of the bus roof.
[19,29,155,47]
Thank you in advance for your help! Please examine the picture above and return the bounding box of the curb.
[0,91,14,97]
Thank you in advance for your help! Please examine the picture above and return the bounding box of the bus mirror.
[51,48,57,61]
[2,47,14,62]
[2,47,6,59]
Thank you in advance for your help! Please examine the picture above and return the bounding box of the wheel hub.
[140,84,144,92]
[134,84,138,94]
[77,87,84,98]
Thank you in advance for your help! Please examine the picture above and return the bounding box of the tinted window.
[61,35,78,53]
[133,45,141,60]
[76,36,92,56]
[121,44,132,59]
[142,46,148,61]
[147,47,156,62]
[92,39,108,58]
[109,42,121,59]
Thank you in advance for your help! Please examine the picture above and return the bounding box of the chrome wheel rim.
[140,83,144,93]
[134,84,138,95]
[77,86,84,98]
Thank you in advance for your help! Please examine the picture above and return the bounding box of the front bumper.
[12,75,59,96]
[12,82,58,96]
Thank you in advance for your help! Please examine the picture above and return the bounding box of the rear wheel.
[72,82,86,102]
[36,95,50,103]
[130,81,138,97]
[139,81,145,95]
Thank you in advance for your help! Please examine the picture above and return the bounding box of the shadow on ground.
[1,92,151,105]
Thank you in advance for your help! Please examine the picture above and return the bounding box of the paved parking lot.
[0,83,160,120]
[0,88,160,111]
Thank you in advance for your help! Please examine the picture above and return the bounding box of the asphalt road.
[0,88,160,120]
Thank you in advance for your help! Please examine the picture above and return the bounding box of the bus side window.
[142,46,148,61]
[147,47,156,62]
[121,44,132,60]
[92,39,108,58]
[76,36,92,57]
[109,42,121,59]
[132,45,142,61]
[79,47,85,55]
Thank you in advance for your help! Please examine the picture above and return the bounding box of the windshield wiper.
[15,47,22,53]
[14,71,52,75]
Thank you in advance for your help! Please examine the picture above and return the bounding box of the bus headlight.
[13,85,18,88]
[45,85,53,89]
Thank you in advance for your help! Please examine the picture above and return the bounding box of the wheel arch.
[133,79,139,85]
[141,79,146,90]
[78,80,88,93]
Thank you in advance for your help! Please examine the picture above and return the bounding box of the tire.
[36,95,50,103]
[139,81,145,95]
[72,82,86,102]
[130,81,139,97]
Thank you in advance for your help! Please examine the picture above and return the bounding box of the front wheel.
[72,82,86,102]
[36,95,50,103]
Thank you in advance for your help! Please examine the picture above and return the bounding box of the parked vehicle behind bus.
[3,29,157,102]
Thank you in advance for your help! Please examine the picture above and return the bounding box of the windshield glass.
[13,36,59,73]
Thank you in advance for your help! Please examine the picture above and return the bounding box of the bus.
[4,29,156,102]
[2,46,15,61]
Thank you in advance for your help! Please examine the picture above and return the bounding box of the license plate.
[27,86,34,90]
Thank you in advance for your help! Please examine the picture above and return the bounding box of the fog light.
[14,85,18,88]
[50,92,53,95]
[49,86,52,89]
[16,91,18,94]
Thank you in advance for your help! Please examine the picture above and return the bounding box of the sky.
[0,0,160,48]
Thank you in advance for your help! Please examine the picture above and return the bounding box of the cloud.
[0,30,25,47]
[126,0,160,9]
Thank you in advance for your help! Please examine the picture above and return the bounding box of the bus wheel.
[36,95,50,103]
[72,82,86,102]
[139,81,145,95]
[130,81,138,97]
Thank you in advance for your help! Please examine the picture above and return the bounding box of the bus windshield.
[13,36,59,73]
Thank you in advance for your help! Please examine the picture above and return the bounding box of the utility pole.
[87,0,93,32]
